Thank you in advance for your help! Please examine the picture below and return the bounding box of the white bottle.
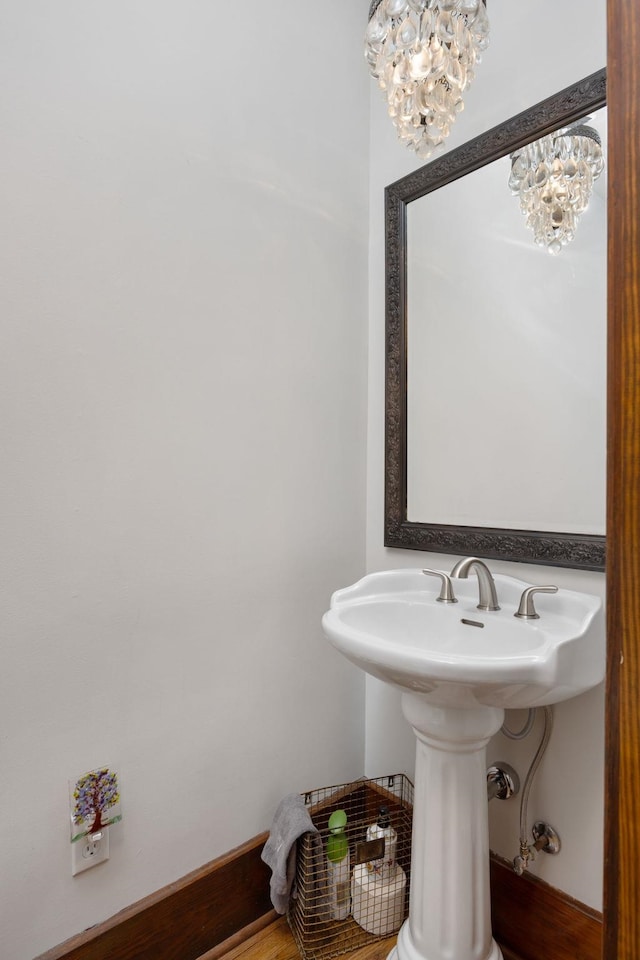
[327,809,350,920]
[366,806,397,883]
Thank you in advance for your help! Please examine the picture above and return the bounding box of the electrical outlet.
[71,830,110,876]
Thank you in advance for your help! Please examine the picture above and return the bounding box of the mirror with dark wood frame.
[384,69,606,571]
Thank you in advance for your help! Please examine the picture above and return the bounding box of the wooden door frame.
[604,1,640,957]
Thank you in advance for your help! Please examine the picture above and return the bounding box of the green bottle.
[327,809,350,920]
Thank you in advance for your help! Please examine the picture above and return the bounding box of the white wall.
[366,0,607,910]
[0,3,370,958]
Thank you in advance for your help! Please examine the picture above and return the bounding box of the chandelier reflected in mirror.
[508,123,604,255]
[365,0,489,160]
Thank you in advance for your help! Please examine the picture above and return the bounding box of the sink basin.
[322,568,605,709]
[322,566,604,960]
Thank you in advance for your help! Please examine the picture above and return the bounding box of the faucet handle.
[422,569,458,603]
[514,585,558,620]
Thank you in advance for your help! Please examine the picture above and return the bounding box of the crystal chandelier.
[508,124,604,255]
[365,0,490,160]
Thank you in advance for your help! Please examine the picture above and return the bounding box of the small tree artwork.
[71,767,122,842]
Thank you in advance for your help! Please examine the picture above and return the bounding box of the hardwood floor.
[201,916,396,960]
[203,916,521,960]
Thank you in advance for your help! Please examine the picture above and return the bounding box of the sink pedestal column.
[389,694,505,960]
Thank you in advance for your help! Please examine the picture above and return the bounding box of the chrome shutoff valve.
[512,822,561,875]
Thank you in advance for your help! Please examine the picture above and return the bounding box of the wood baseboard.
[35,823,602,960]
[490,853,603,960]
[35,832,273,960]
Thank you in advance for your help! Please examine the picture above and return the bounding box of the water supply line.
[510,705,555,875]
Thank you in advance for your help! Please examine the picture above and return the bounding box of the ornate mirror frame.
[385,69,607,571]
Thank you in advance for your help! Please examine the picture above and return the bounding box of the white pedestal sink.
[322,566,604,960]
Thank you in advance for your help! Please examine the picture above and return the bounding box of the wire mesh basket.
[287,775,414,960]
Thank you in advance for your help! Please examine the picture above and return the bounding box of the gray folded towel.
[261,793,321,914]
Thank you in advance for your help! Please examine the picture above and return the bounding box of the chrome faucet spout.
[450,557,500,611]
